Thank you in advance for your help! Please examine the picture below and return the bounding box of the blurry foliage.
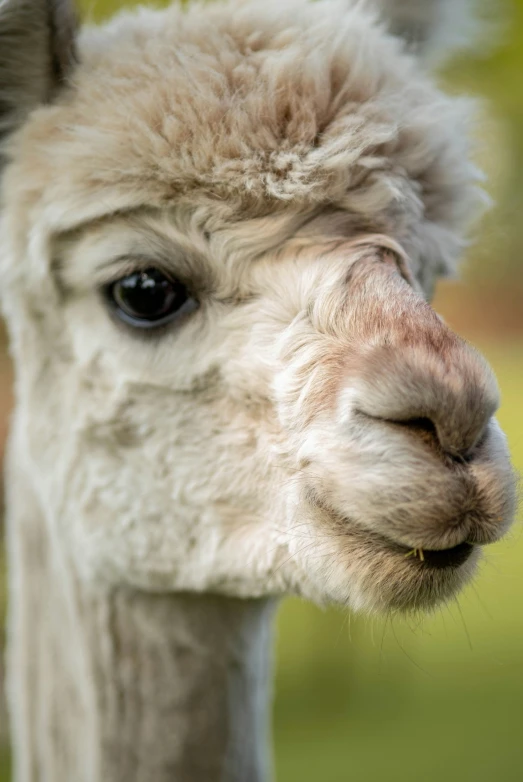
[445,0,523,285]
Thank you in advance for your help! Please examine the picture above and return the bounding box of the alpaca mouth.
[311,492,478,572]
[399,540,475,569]
[351,521,478,571]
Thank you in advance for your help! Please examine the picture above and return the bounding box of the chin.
[288,506,483,615]
[346,529,482,614]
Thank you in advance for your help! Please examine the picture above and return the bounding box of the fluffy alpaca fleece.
[2,1,483,292]
[0,0,516,617]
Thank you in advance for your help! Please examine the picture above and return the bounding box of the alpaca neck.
[7,477,276,782]
[91,591,275,782]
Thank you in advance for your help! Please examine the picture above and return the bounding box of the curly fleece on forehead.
[4,0,482,286]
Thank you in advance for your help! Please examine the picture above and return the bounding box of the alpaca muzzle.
[331,249,517,553]
[348,254,499,460]
[287,240,517,605]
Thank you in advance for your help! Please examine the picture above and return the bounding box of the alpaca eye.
[106,268,198,329]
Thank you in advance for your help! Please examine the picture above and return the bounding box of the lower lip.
[407,541,475,569]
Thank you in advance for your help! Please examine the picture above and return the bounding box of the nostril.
[391,416,441,451]
[387,415,484,462]
[356,409,448,456]
[355,401,494,461]
[398,416,437,438]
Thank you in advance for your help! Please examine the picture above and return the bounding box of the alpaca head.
[0,0,516,613]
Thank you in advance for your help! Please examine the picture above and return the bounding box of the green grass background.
[1,1,523,780]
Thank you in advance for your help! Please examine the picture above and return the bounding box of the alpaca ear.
[0,0,78,146]
[375,0,480,64]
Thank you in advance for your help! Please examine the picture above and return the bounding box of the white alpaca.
[0,0,516,780]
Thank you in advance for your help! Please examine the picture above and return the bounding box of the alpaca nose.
[355,338,499,458]
[348,266,500,459]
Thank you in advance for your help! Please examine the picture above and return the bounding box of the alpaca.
[0,0,516,780]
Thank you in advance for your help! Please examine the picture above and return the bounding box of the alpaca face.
[0,0,516,613]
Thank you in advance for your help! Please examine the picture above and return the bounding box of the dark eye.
[106,268,198,329]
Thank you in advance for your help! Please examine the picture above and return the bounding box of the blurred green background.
[1,1,523,781]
